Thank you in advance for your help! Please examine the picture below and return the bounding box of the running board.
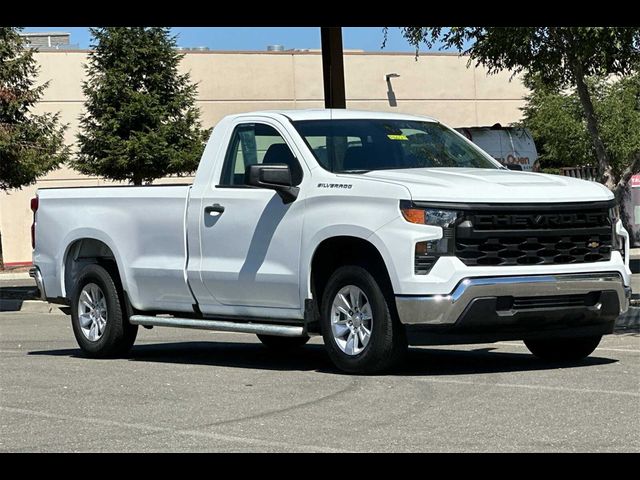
[129,315,305,337]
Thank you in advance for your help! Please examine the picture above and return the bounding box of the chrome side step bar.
[129,315,305,337]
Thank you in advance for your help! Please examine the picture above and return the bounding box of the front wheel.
[320,265,407,374]
[70,264,138,358]
[524,336,602,361]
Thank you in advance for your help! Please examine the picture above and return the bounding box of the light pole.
[320,27,346,109]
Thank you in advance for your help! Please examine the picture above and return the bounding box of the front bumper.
[396,272,629,327]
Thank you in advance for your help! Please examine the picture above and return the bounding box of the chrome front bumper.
[396,272,630,326]
[29,266,47,301]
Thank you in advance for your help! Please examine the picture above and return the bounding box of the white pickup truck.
[30,110,632,373]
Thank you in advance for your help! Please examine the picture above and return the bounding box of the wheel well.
[63,239,122,299]
[310,236,394,308]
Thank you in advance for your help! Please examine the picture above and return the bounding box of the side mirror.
[504,163,523,171]
[246,164,299,204]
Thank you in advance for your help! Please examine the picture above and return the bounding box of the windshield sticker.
[387,134,408,141]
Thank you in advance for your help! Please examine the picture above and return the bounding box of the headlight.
[400,201,460,274]
[400,204,459,227]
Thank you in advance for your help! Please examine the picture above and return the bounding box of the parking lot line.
[0,405,348,453]
[416,378,640,397]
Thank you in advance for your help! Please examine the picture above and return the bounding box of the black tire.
[257,334,310,351]
[524,336,602,361]
[70,263,138,358]
[320,265,407,374]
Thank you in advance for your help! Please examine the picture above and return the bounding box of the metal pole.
[320,27,346,109]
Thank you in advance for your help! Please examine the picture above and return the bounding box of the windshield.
[292,119,500,173]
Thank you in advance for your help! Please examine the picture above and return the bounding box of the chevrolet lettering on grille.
[473,213,610,229]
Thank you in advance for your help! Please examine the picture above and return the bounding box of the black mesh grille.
[455,208,613,267]
[511,293,599,310]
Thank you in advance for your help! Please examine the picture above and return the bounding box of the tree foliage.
[0,27,68,191]
[597,75,640,175]
[388,27,640,194]
[393,27,640,87]
[74,27,207,185]
[520,73,640,181]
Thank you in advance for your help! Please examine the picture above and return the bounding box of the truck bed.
[35,185,195,312]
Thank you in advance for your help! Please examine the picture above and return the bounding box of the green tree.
[519,74,596,172]
[388,27,640,196]
[74,27,206,185]
[521,73,640,176]
[597,74,640,180]
[0,27,68,191]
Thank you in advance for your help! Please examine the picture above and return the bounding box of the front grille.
[457,234,612,266]
[455,207,613,267]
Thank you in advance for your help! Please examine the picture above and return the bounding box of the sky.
[21,27,453,52]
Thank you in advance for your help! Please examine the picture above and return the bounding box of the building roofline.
[30,49,467,57]
[19,31,70,37]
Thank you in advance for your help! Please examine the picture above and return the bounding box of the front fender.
[301,224,402,300]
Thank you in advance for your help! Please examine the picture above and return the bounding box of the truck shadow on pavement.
[28,341,617,376]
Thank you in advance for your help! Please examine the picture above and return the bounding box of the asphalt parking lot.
[1,310,638,452]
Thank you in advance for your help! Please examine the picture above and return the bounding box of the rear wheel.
[257,334,309,351]
[320,265,407,374]
[524,336,602,361]
[71,264,138,358]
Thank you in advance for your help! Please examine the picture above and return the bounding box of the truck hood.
[358,168,613,204]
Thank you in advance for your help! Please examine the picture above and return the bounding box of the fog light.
[416,241,428,255]
[415,242,438,275]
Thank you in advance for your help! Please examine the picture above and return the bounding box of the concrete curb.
[0,272,31,280]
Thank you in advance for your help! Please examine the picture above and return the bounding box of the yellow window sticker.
[387,134,408,141]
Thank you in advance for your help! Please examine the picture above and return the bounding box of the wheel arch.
[60,230,129,301]
[306,233,398,310]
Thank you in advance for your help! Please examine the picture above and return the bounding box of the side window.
[219,123,303,186]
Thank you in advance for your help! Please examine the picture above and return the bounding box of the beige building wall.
[0,50,528,266]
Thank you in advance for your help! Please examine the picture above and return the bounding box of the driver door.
[194,120,306,314]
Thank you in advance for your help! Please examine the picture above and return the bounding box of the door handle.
[205,203,225,215]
